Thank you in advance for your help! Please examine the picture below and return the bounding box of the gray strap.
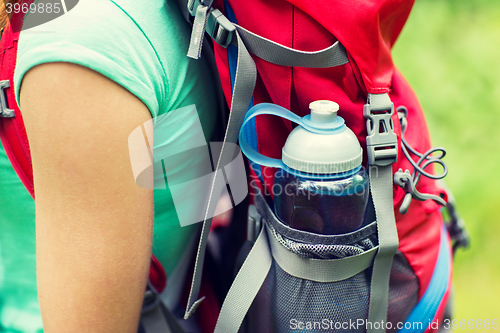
[267,222,378,282]
[234,25,349,68]
[184,30,257,320]
[187,2,212,59]
[367,92,393,111]
[141,304,173,333]
[213,225,272,333]
[367,163,399,332]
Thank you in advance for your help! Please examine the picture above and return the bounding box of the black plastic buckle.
[363,100,398,166]
[443,196,470,255]
[0,80,15,118]
[206,9,235,48]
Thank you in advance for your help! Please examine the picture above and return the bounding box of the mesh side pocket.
[240,196,420,333]
[241,222,375,333]
[244,261,371,333]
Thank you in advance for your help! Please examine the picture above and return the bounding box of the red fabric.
[149,255,167,293]
[290,0,414,94]
[0,10,34,199]
[213,0,447,300]
[196,273,219,333]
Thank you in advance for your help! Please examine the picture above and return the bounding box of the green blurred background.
[392,0,500,327]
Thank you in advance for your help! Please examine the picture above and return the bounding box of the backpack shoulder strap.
[0,17,35,199]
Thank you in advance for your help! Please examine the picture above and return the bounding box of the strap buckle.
[0,80,15,118]
[206,9,235,48]
[187,0,235,48]
[363,96,398,166]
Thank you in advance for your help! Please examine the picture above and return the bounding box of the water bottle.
[239,100,369,235]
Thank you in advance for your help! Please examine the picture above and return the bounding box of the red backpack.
[177,0,467,332]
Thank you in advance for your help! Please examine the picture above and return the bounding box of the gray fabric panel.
[160,302,188,333]
[161,231,199,310]
[214,226,272,333]
[141,305,173,333]
[367,164,399,333]
[184,30,257,320]
[267,221,378,282]
[234,25,349,68]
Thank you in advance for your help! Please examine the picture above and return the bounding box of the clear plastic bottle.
[274,167,369,234]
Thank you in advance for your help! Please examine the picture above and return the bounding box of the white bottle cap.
[309,100,339,123]
[282,100,363,174]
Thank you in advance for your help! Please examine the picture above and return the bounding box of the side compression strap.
[186,2,350,68]
[269,228,378,283]
[365,93,399,333]
[259,191,379,283]
[367,165,399,333]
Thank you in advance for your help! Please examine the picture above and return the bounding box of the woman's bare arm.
[19,63,154,333]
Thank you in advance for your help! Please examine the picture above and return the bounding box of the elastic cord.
[397,106,448,186]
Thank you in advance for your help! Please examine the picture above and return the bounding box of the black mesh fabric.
[387,252,420,333]
[242,224,374,333]
[244,262,371,333]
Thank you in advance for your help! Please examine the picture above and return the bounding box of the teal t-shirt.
[1,0,217,331]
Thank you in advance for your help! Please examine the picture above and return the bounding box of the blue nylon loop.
[238,103,346,170]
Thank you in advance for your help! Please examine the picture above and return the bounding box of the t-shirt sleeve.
[14,0,166,118]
